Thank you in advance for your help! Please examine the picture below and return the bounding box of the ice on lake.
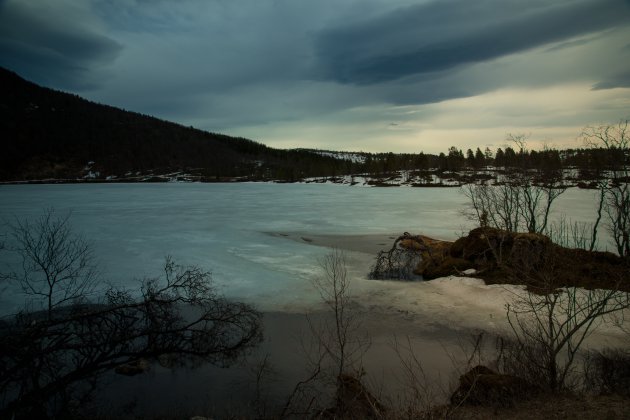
[0,182,611,317]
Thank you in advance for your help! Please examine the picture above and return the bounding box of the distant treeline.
[320,145,628,179]
[1,66,627,183]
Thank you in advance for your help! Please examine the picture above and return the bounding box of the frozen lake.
[0,182,607,315]
[1,183,623,417]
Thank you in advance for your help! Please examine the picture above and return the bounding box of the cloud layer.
[0,0,122,89]
[1,0,629,152]
[315,0,629,84]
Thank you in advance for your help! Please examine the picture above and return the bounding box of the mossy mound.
[449,227,553,268]
[391,227,629,290]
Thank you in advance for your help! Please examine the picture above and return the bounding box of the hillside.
[0,67,349,182]
[2,67,625,185]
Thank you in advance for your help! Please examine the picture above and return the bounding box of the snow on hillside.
[298,149,367,163]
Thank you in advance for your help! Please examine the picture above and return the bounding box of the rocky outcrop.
[318,374,387,419]
[450,365,536,407]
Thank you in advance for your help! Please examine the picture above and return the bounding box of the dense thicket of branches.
[579,120,630,257]
[4,211,98,316]
[461,134,568,235]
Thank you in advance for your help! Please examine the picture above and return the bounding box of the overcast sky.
[2,0,629,153]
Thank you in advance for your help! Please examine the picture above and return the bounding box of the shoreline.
[265,231,400,255]
[265,230,628,347]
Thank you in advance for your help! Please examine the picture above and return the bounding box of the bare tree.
[462,180,566,235]
[247,353,278,419]
[292,249,373,417]
[605,183,630,257]
[233,250,372,419]
[506,273,629,391]
[5,210,98,318]
[520,180,566,235]
[462,135,566,235]
[545,215,596,251]
[310,249,368,380]
[462,183,521,232]
[580,120,629,162]
[390,335,440,417]
[0,214,262,419]
[580,119,630,257]
[278,339,326,418]
[590,186,606,252]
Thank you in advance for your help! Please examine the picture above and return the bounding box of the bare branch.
[0,212,262,419]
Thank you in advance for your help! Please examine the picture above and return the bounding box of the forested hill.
[2,67,625,185]
[0,67,350,182]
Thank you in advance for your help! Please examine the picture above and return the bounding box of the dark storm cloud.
[1,0,628,151]
[315,0,630,84]
[0,0,122,89]
[592,70,630,89]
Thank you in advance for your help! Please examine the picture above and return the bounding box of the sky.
[1,0,630,154]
